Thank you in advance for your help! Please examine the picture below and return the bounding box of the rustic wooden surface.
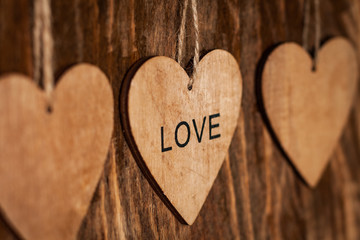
[0,0,359,239]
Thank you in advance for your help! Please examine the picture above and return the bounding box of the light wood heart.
[120,50,242,224]
[0,64,113,240]
[260,37,358,187]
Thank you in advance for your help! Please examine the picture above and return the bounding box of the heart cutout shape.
[120,50,242,224]
[260,37,358,187]
[0,64,113,239]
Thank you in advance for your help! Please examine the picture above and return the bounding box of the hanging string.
[314,0,320,70]
[177,0,189,66]
[177,0,200,90]
[302,0,310,51]
[189,0,199,89]
[302,0,321,71]
[33,0,54,106]
[33,0,41,86]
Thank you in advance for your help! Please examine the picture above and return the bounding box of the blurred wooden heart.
[120,50,242,224]
[260,37,358,187]
[0,64,113,240]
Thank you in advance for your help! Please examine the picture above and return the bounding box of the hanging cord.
[302,0,311,51]
[302,0,321,71]
[177,0,200,90]
[177,0,189,66]
[34,0,54,107]
[314,0,320,70]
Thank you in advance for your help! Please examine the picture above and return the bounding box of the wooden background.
[0,0,360,239]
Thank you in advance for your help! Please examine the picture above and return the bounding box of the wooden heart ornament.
[260,37,358,187]
[0,64,113,239]
[120,50,242,224]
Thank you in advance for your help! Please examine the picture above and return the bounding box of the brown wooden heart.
[260,37,358,187]
[0,64,113,240]
[120,50,242,224]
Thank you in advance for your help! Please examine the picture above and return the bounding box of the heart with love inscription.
[120,50,242,224]
[259,37,358,187]
[0,64,113,240]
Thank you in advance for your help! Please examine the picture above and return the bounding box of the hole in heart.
[312,61,317,72]
[184,50,209,91]
[187,84,193,91]
[46,105,53,114]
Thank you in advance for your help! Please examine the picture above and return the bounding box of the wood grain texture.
[0,0,359,239]
[120,50,242,224]
[261,37,358,187]
[0,64,114,240]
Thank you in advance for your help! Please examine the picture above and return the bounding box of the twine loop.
[34,0,54,109]
[177,0,200,90]
[303,0,321,71]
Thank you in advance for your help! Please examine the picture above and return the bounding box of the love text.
[161,113,221,152]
